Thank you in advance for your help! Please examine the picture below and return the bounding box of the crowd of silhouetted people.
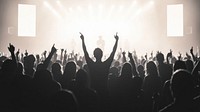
[0,33,200,112]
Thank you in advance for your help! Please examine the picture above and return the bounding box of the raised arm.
[122,51,127,63]
[191,60,200,86]
[8,43,17,68]
[80,33,92,63]
[16,49,20,62]
[128,52,138,76]
[42,44,57,69]
[108,33,119,60]
[166,50,172,64]
[190,46,197,62]
[60,48,64,62]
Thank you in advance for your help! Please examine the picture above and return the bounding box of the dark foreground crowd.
[0,33,200,112]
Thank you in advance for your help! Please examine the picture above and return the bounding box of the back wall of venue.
[0,0,200,57]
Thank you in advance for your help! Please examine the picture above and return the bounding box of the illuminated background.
[0,0,200,57]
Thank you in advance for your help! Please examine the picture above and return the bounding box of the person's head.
[185,59,194,73]
[1,59,16,73]
[156,53,164,63]
[93,48,103,61]
[34,69,53,81]
[63,61,76,80]
[137,65,145,75]
[120,62,132,78]
[75,69,88,87]
[170,69,195,101]
[52,63,62,75]
[173,60,186,72]
[146,61,158,76]
[109,67,119,77]
[24,54,35,68]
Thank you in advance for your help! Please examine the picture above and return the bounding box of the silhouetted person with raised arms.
[80,32,118,112]
[79,32,119,97]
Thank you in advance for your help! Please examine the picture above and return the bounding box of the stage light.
[136,8,142,15]
[149,0,155,5]
[43,1,61,18]
[119,5,124,12]
[69,7,73,12]
[18,4,36,37]
[98,4,103,9]
[56,0,60,5]
[77,6,82,12]
[132,0,137,6]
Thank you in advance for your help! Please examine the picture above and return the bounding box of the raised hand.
[16,49,20,56]
[51,44,57,53]
[61,49,64,53]
[114,32,119,41]
[25,50,28,56]
[36,54,40,60]
[151,51,153,57]
[21,53,24,58]
[145,53,147,60]
[190,46,193,54]
[167,49,172,58]
[80,32,84,40]
[128,52,132,58]
[43,50,47,58]
[8,43,15,53]
[122,51,126,55]
[178,52,182,60]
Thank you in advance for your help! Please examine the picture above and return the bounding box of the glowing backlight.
[18,4,36,37]
[167,4,183,36]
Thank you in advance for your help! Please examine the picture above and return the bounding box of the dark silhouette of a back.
[71,69,97,112]
[156,53,172,85]
[24,54,36,78]
[61,61,76,90]
[143,61,162,112]
[173,60,186,72]
[113,62,136,112]
[51,62,63,84]
[51,90,78,112]
[159,69,200,112]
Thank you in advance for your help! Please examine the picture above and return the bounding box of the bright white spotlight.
[69,7,73,12]
[132,0,137,6]
[119,5,124,12]
[167,4,183,36]
[56,0,60,5]
[98,4,103,9]
[88,4,92,10]
[149,1,155,5]
[18,4,36,37]
[77,6,82,11]
[43,1,61,18]
[136,8,142,15]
